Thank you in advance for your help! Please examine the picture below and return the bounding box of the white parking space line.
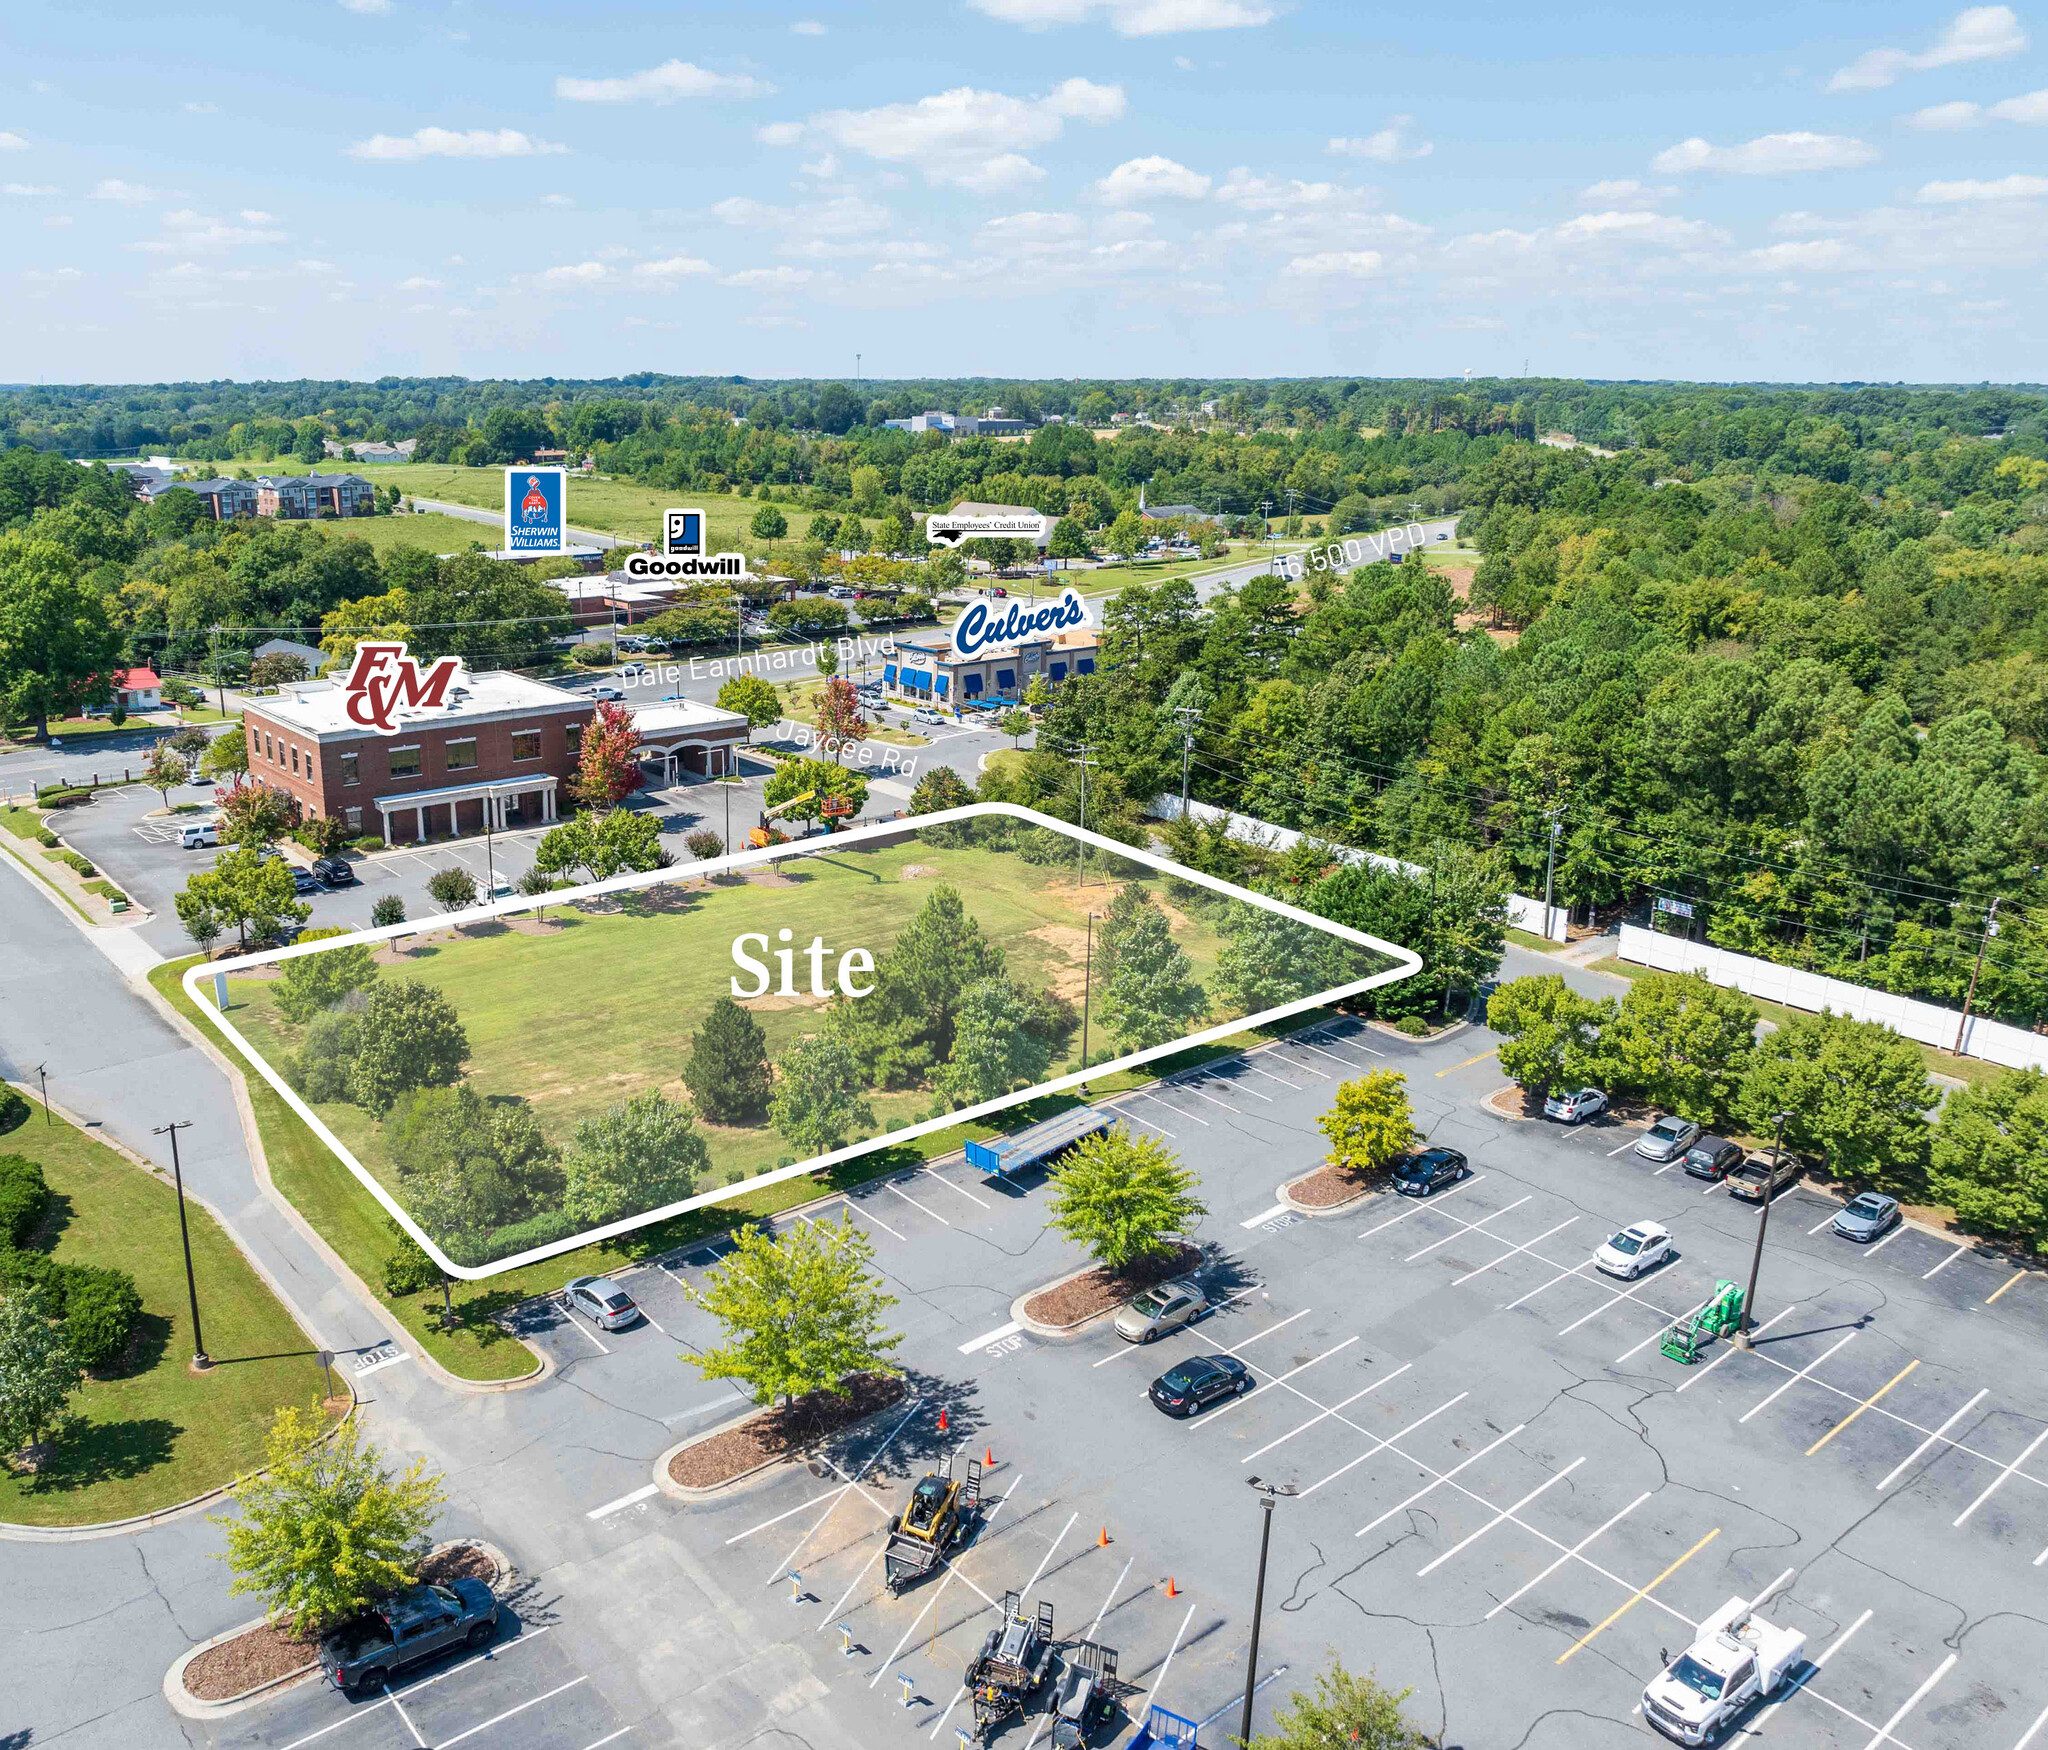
[385,1682,427,1748]
[1084,1556,1134,1641]
[1671,1306,1798,1390]
[1111,1104,1176,1138]
[768,1481,849,1584]
[1357,1175,1484,1238]
[1088,1287,1272,1367]
[869,1473,1023,1688]
[1858,1654,1956,1750]
[558,1305,610,1354]
[1300,1393,1469,1499]
[1607,1136,1643,1157]
[818,1542,886,1629]
[1022,1511,1077,1592]
[1141,1598,1200,1719]
[1750,1609,1872,1734]
[1561,1269,1679,1338]
[1307,1031,1384,1059]
[577,1731,635,1750]
[1953,1425,2048,1526]
[1451,1216,1579,1286]
[1866,1223,1910,1255]
[1260,1054,1328,1081]
[1922,1241,1970,1280]
[1876,1389,1989,1492]
[439,1678,591,1749]
[960,1320,1023,1355]
[587,1482,660,1521]
[660,1394,744,1424]
[1809,1208,1844,1234]
[727,1483,849,1544]
[1177,1081,1248,1114]
[1505,1257,1596,1310]
[1356,1423,1526,1540]
[1485,1491,1650,1620]
[1738,1331,1858,1423]
[1199,1073,1273,1102]
[1129,1088,1206,1128]
[1404,1196,1531,1261]
[1197,1338,1358,1430]
[921,1167,992,1209]
[884,1181,952,1226]
[2012,1698,2048,1750]
[1242,1364,1412,1464]
[834,1198,907,1242]
[1417,1458,1585,1577]
[1241,1202,1291,1229]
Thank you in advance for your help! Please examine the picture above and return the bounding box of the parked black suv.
[1681,1135,1744,1181]
[1392,1146,1470,1198]
[311,856,355,886]
[319,1580,498,1693]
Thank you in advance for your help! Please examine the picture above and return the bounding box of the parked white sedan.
[1543,1086,1609,1124]
[1594,1221,1673,1280]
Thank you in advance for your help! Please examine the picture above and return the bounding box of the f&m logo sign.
[504,467,567,554]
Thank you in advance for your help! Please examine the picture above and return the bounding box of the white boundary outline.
[182,802,1420,1280]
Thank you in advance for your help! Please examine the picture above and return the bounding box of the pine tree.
[1095,890,1208,1050]
[685,996,773,1125]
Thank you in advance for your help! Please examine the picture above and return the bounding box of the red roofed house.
[107,667,163,713]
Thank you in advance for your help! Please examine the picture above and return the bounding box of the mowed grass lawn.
[218,839,1236,1207]
[0,1100,338,1526]
[301,510,503,557]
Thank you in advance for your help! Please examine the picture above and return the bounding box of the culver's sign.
[950,587,1092,659]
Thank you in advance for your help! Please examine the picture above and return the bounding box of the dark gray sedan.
[1832,1192,1901,1242]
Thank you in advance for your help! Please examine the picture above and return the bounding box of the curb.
[1009,1245,1202,1342]
[1277,1172,1379,1217]
[161,1538,513,1721]
[655,1388,911,1503]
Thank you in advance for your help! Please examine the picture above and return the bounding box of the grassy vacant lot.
[0,1099,336,1526]
[302,510,502,557]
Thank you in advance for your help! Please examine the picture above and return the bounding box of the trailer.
[964,1106,1114,1182]
[1049,1640,1119,1748]
[882,1457,981,1593]
[968,1591,1057,1737]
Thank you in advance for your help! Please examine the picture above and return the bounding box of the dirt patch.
[1023,1242,1200,1329]
[1284,1163,1383,1209]
[667,1372,905,1490]
[736,990,834,1013]
[744,867,800,887]
[182,1622,318,1702]
[901,864,937,879]
[1028,922,1091,1002]
[418,1543,497,1586]
[503,914,570,935]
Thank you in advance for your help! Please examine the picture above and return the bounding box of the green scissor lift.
[1660,1280,1746,1363]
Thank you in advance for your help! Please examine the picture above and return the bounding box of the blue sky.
[4,1,2046,384]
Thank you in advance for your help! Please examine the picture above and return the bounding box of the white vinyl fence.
[1618,923,2048,1072]
[1148,795,1570,942]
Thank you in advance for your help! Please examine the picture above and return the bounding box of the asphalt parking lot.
[492,1014,2048,1749]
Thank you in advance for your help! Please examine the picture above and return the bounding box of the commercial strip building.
[238,667,746,843]
[881,411,1027,437]
[881,626,1097,712]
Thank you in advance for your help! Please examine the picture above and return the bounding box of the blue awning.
[901,668,930,690]
[883,663,898,682]
[1049,662,1067,681]
[964,674,984,695]
[935,675,950,696]
[1078,658,1095,674]
[997,669,1016,689]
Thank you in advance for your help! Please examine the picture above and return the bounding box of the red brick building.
[239,667,745,844]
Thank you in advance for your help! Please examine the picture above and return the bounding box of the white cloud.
[798,153,840,177]
[1829,5,2026,90]
[398,275,442,289]
[980,209,1084,242]
[765,78,1123,192]
[791,18,827,31]
[1326,118,1431,162]
[1747,238,1860,269]
[711,191,891,235]
[2,182,57,196]
[540,192,573,205]
[1916,172,2048,199]
[337,0,392,13]
[1990,87,2048,122]
[1651,132,1877,173]
[554,61,774,104]
[24,266,82,280]
[721,264,814,287]
[634,256,714,278]
[347,128,568,161]
[541,260,611,283]
[1555,210,1719,247]
[967,0,1274,33]
[91,178,158,202]
[182,101,218,114]
[0,133,26,151]
[1578,178,1677,205]
[1213,168,1356,209]
[1905,99,1985,128]
[240,208,275,223]
[295,258,338,272]
[1281,250,1382,276]
[134,209,290,253]
[1094,154,1211,202]
[44,214,70,227]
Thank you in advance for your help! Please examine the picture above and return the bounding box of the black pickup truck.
[319,1580,498,1693]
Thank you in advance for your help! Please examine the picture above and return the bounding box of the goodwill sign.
[949,586,1093,659]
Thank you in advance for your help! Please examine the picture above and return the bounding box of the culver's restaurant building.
[883,626,1098,713]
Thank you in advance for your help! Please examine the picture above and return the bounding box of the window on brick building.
[341,751,359,786]
[388,745,421,779]
[444,738,478,772]
[511,729,541,762]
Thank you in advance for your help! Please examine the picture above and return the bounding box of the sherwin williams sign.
[949,586,1093,659]
[504,466,566,553]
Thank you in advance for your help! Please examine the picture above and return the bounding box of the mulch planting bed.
[1284,1163,1383,1209]
[1023,1243,1201,1329]
[418,1543,497,1586]
[1485,1085,1545,1121]
[668,1372,905,1490]
[183,1623,319,1702]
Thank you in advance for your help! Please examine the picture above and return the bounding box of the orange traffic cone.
[937,1408,949,1434]
[985,1446,996,1468]
[1164,1576,1179,1598]
[1098,1526,1111,1548]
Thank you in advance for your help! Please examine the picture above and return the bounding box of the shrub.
[352,835,386,853]
[0,1154,50,1244]
[484,1208,580,1254]
[61,1266,142,1370]
[0,1088,27,1137]
[35,786,90,808]
[1394,1014,1430,1037]
[686,829,725,860]
[291,1000,367,1104]
[34,829,59,848]
[380,1222,442,1296]
[59,852,96,877]
[571,643,612,668]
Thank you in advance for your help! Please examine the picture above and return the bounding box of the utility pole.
[1239,1477,1298,1750]
[1071,742,1098,888]
[1081,913,1094,1067]
[153,1120,210,1370]
[1175,706,1199,811]
[1953,896,2001,1054]
[1541,811,1563,941]
[1736,1111,1793,1347]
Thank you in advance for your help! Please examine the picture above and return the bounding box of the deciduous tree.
[717,673,783,742]
[764,754,867,829]
[214,774,301,849]
[571,698,646,809]
[688,1215,901,1406]
[532,807,665,883]
[1487,974,1614,1098]
[274,927,379,1023]
[1594,971,1758,1123]
[1316,1071,1416,1177]
[0,1288,79,1463]
[748,503,788,542]
[142,739,188,808]
[1247,1659,1433,1750]
[345,979,470,1114]
[426,866,479,914]
[1738,1010,1935,1186]
[215,1406,447,1635]
[812,676,868,763]
[940,978,1052,1105]
[563,1090,708,1225]
[178,847,309,950]
[1928,1068,2048,1241]
[769,1034,875,1155]
[0,534,121,740]
[1047,1128,1206,1270]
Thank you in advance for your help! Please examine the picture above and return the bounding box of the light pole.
[35,1062,50,1125]
[153,1119,211,1370]
[1239,1476,1298,1750]
[1736,1110,1793,1348]
[1080,914,1094,1068]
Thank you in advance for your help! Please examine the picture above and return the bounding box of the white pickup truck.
[1642,1597,1805,1744]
